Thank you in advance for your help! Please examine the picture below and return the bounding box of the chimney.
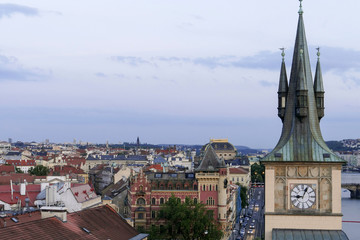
[40,206,67,222]
[25,197,30,211]
[10,180,13,201]
[20,183,26,196]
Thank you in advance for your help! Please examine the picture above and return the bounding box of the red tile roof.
[229,167,249,174]
[0,211,42,228]
[0,173,45,185]
[5,160,36,166]
[0,205,142,240]
[0,165,15,174]
[146,164,164,172]
[50,165,85,175]
[0,184,41,207]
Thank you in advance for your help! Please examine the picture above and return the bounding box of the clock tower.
[261,1,348,239]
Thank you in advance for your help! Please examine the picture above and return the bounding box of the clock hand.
[302,187,308,198]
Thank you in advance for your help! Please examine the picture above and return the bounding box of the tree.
[251,163,265,183]
[149,195,223,240]
[29,165,49,176]
[239,185,248,208]
[15,167,24,173]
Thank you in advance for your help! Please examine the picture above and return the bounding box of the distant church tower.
[261,1,348,239]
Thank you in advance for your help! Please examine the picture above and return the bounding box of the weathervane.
[298,0,303,15]
[316,47,320,59]
[279,47,286,60]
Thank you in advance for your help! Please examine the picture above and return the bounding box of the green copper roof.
[262,5,344,163]
[272,229,349,240]
[278,53,289,94]
[314,50,324,93]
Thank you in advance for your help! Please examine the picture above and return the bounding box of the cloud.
[111,56,152,66]
[0,54,49,81]
[319,46,360,72]
[112,53,280,70]
[111,47,360,74]
[0,4,39,19]
[95,72,106,78]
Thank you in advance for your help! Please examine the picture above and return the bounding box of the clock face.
[290,184,316,209]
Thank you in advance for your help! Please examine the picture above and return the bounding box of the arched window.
[194,184,198,190]
[160,198,164,205]
[209,185,212,191]
[176,184,180,190]
[168,184,172,190]
[203,185,206,191]
[151,198,156,205]
[139,185,143,191]
[137,198,145,205]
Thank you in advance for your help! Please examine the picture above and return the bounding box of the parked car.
[240,228,246,236]
[249,223,255,229]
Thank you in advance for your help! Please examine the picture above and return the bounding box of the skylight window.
[81,227,91,234]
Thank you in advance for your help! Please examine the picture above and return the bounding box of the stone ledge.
[265,212,343,216]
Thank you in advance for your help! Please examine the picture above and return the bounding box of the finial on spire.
[298,0,303,15]
[316,47,320,59]
[280,47,285,60]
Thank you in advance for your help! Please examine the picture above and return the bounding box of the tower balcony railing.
[196,173,219,177]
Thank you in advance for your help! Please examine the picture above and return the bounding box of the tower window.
[206,197,215,205]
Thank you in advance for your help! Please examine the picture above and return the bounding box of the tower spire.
[262,2,343,163]
[298,0,304,15]
[314,47,325,120]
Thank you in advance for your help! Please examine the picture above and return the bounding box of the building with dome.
[201,139,237,160]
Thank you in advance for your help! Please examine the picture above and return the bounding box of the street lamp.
[204,229,208,239]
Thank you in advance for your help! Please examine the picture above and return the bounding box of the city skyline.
[0,1,360,148]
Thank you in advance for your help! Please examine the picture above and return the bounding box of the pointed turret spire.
[295,49,308,118]
[261,2,343,163]
[314,47,325,120]
[277,48,288,121]
[298,0,304,15]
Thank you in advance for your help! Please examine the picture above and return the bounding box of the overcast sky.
[0,0,359,148]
